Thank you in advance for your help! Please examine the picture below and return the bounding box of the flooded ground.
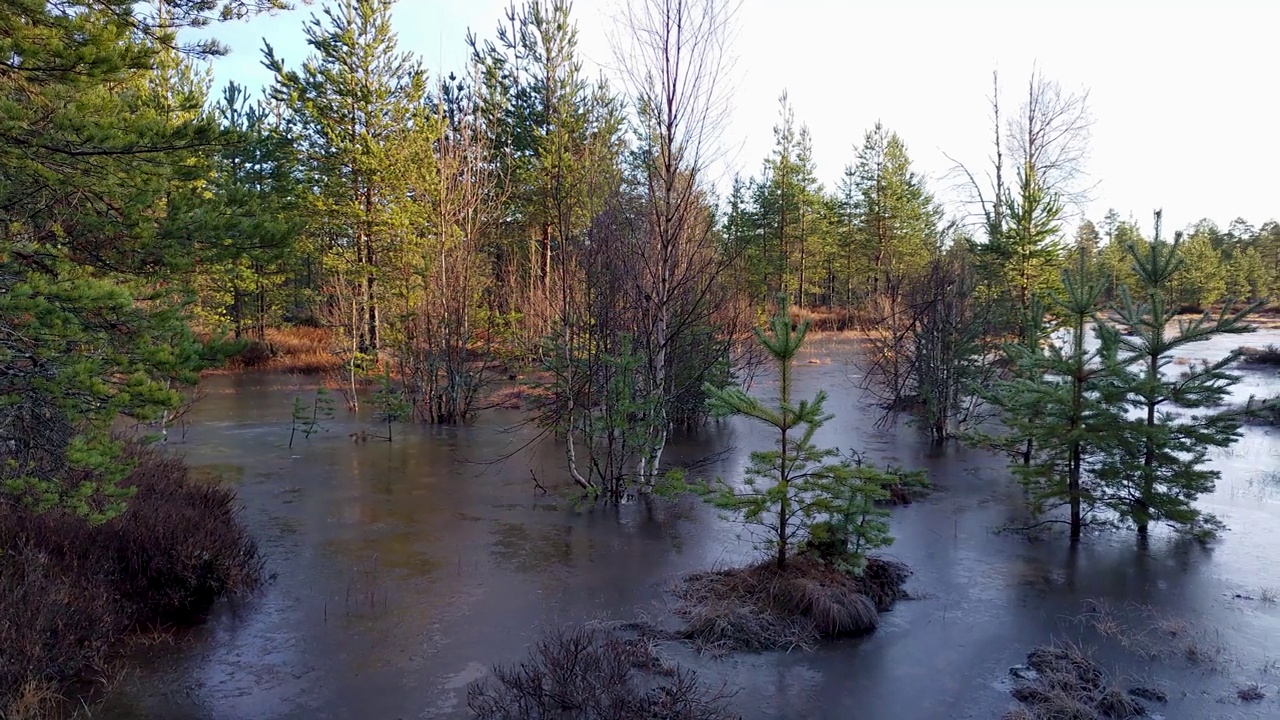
[98,335,1280,719]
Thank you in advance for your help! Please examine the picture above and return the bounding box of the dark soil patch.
[669,556,910,656]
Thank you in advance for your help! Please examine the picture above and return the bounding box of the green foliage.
[537,330,659,499]
[195,81,307,337]
[981,246,1119,537]
[695,295,919,569]
[843,122,941,306]
[288,388,335,447]
[0,0,285,520]
[743,95,829,303]
[264,0,429,352]
[1096,214,1149,302]
[977,162,1066,327]
[1105,215,1262,537]
[1171,230,1227,311]
[983,212,1267,540]
[370,369,412,441]
[1225,246,1270,303]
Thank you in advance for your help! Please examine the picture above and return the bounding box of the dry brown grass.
[214,326,342,375]
[1006,642,1153,720]
[482,384,551,411]
[2,681,61,720]
[788,306,867,332]
[1236,344,1280,367]
[669,557,909,656]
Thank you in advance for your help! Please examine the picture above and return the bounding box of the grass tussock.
[220,326,341,374]
[467,625,738,720]
[1006,643,1155,720]
[670,556,909,656]
[1236,344,1280,367]
[1237,683,1266,702]
[482,383,551,411]
[0,442,262,717]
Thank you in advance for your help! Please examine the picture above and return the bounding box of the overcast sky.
[204,0,1280,235]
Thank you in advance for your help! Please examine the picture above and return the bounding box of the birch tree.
[615,0,741,487]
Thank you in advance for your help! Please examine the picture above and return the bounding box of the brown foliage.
[0,442,262,716]
[670,557,909,656]
[220,326,341,374]
[467,625,738,720]
[788,306,867,332]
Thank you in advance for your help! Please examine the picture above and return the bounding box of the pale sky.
[204,0,1280,234]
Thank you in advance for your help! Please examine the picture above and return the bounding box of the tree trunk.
[541,223,552,295]
[1069,442,1081,539]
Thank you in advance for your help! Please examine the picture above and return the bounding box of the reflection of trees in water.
[490,520,580,572]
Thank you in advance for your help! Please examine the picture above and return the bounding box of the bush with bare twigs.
[0,442,262,716]
[467,625,738,720]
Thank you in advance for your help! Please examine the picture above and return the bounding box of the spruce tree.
[1105,211,1262,538]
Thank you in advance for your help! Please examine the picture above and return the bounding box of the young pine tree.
[986,246,1120,538]
[1105,211,1262,538]
[700,295,909,569]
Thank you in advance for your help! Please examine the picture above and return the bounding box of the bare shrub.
[466,625,737,720]
[0,441,262,715]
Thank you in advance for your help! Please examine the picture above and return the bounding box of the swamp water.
[98,337,1280,719]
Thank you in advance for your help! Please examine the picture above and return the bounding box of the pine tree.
[985,246,1118,538]
[980,162,1066,324]
[749,93,825,304]
[468,0,623,314]
[1105,211,1262,538]
[1097,216,1148,302]
[700,295,908,569]
[847,122,941,308]
[197,81,306,338]
[1171,230,1227,312]
[0,0,254,520]
[1225,246,1271,303]
[264,0,428,353]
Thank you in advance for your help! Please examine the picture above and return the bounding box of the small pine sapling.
[289,388,335,448]
[695,295,922,570]
[371,369,412,442]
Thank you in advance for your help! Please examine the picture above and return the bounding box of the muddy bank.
[96,338,1280,719]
